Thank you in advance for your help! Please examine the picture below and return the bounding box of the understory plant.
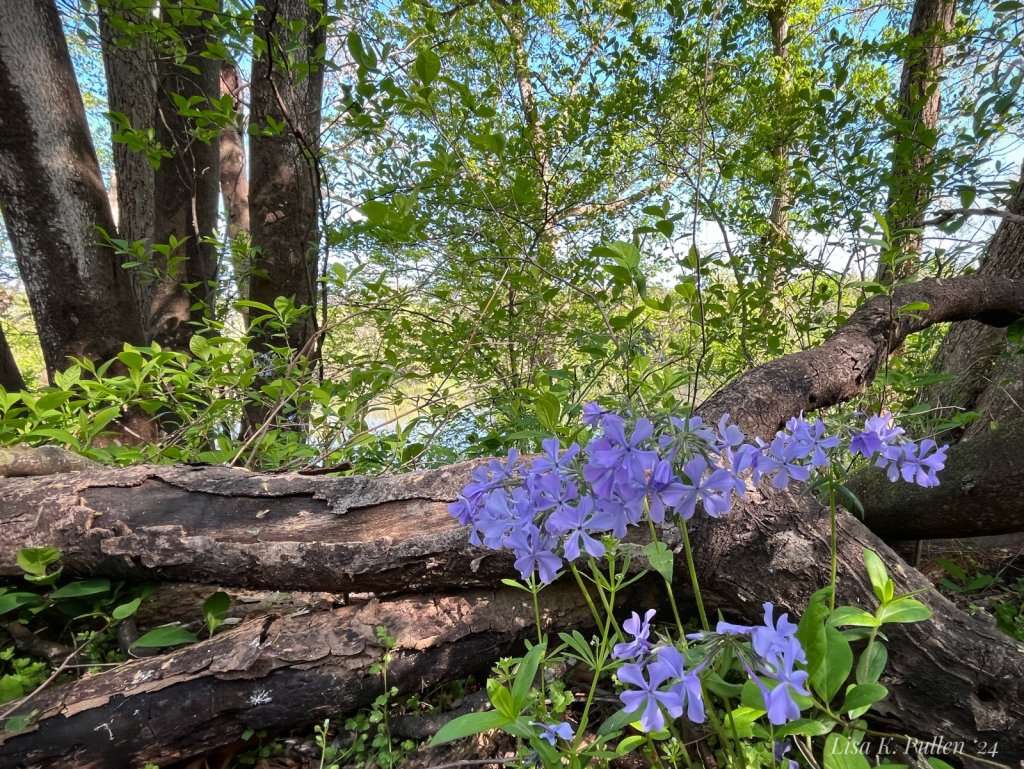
[433,405,965,767]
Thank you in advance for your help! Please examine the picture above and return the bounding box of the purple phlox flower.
[588,494,631,537]
[583,437,620,498]
[758,636,810,725]
[476,490,522,549]
[593,417,660,484]
[532,474,578,516]
[504,523,562,584]
[717,445,754,499]
[529,721,574,745]
[448,495,477,527]
[482,449,524,482]
[775,739,799,769]
[546,495,607,560]
[900,438,947,487]
[850,412,905,459]
[769,437,813,490]
[655,645,707,723]
[714,413,746,454]
[582,401,604,426]
[625,459,687,524]
[612,609,655,660]
[532,437,581,475]
[670,415,717,443]
[618,659,683,733]
[676,455,734,519]
[751,602,799,667]
[792,418,840,468]
[874,441,905,482]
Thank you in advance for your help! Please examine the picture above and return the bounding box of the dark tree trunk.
[0,0,146,378]
[99,0,158,343]
[924,163,1024,441]
[150,2,222,353]
[248,0,324,355]
[876,0,957,283]
[0,585,596,769]
[219,59,251,304]
[0,323,24,392]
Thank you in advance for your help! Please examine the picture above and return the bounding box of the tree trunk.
[219,59,251,303]
[924,163,1024,441]
[0,323,24,392]
[150,1,222,353]
[99,0,158,343]
[0,0,146,378]
[0,585,596,769]
[248,0,324,355]
[876,0,956,283]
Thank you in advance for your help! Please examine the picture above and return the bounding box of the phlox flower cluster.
[448,405,944,585]
[613,603,807,730]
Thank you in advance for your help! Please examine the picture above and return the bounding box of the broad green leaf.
[796,586,832,677]
[0,675,23,704]
[863,549,888,600]
[50,579,110,600]
[810,625,853,704]
[0,592,47,615]
[828,607,880,628]
[16,547,61,577]
[430,710,509,746]
[132,626,199,648]
[823,734,871,769]
[487,678,516,720]
[4,711,36,733]
[113,597,142,620]
[723,706,763,738]
[511,641,545,713]
[842,683,887,714]
[877,598,932,624]
[203,591,231,636]
[855,642,887,685]
[641,540,673,583]
[414,50,441,86]
[773,718,834,738]
[597,707,639,736]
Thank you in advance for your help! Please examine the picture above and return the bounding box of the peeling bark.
[0,0,145,377]
[0,585,596,768]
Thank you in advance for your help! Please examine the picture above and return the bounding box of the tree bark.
[219,61,249,241]
[849,418,1024,540]
[248,0,324,354]
[99,0,158,343]
[0,323,24,392]
[3,274,1024,758]
[876,0,956,283]
[0,585,596,769]
[0,0,146,378]
[150,1,222,353]
[924,163,1024,441]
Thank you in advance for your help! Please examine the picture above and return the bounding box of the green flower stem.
[703,685,739,767]
[529,577,549,717]
[569,561,604,631]
[645,734,667,769]
[681,518,710,632]
[665,722,694,769]
[572,586,616,753]
[829,469,838,612]
[588,556,623,640]
[722,695,748,769]
[647,516,686,638]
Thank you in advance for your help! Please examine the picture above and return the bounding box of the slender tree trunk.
[876,0,956,283]
[0,0,145,378]
[0,324,23,392]
[150,1,221,353]
[99,0,158,343]
[759,0,793,320]
[923,162,1024,441]
[219,60,251,302]
[248,0,324,355]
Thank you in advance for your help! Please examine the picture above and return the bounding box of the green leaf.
[616,735,646,755]
[703,671,744,699]
[535,392,561,432]
[810,625,853,704]
[597,707,639,736]
[511,641,545,713]
[828,607,880,628]
[772,718,834,738]
[113,597,142,620]
[487,678,516,720]
[430,710,509,746]
[0,592,46,615]
[203,591,231,636]
[842,683,887,714]
[796,586,832,678]
[132,626,200,648]
[1008,317,1024,345]
[934,557,965,583]
[49,579,110,600]
[855,642,887,685]
[863,549,888,601]
[823,734,871,769]
[641,540,673,583]
[723,706,764,738]
[0,675,23,704]
[4,711,36,733]
[876,598,932,624]
[414,50,441,86]
[16,547,61,577]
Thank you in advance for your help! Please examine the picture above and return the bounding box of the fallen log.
[850,419,1024,540]
[3,275,1024,761]
[0,583,596,769]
